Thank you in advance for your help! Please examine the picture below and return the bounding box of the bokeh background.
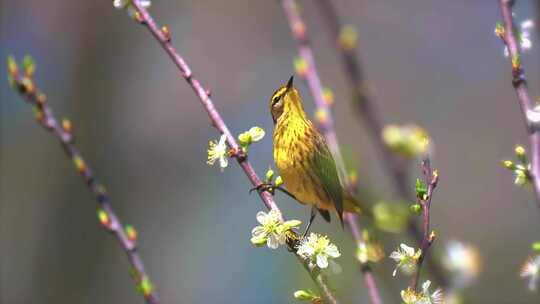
[2,0,540,303]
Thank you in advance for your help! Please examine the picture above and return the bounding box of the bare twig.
[279,1,383,303]
[497,0,540,208]
[128,1,338,302]
[410,158,438,291]
[313,0,409,197]
[7,59,158,303]
[313,0,449,287]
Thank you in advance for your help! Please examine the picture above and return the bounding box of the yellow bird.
[267,76,362,228]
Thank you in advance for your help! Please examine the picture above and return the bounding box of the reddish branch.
[410,158,438,291]
[313,0,449,287]
[279,1,383,304]
[497,0,540,208]
[8,63,158,303]
[128,1,338,302]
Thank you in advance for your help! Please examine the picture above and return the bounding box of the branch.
[127,1,338,302]
[313,0,409,197]
[497,0,540,208]
[313,0,449,287]
[410,158,439,291]
[279,1,382,303]
[7,57,158,303]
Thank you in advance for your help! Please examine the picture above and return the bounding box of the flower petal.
[325,244,341,258]
[219,156,228,170]
[267,233,280,249]
[401,243,415,256]
[251,226,267,238]
[316,254,329,269]
[256,211,268,225]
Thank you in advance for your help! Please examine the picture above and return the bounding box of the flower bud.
[275,176,283,187]
[248,126,265,142]
[265,168,274,182]
[294,290,316,301]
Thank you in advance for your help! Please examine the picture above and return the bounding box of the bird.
[263,76,362,231]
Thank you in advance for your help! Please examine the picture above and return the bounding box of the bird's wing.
[311,132,344,225]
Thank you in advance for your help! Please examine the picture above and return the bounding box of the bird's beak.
[286,75,294,91]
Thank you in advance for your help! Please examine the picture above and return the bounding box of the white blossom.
[390,243,421,277]
[521,255,540,291]
[207,134,229,171]
[250,209,300,249]
[297,233,341,269]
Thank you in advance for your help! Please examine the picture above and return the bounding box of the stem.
[313,0,409,197]
[279,1,383,303]
[313,0,449,287]
[8,68,158,302]
[498,0,540,208]
[410,158,438,291]
[128,1,338,302]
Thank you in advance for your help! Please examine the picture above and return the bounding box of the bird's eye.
[272,95,281,106]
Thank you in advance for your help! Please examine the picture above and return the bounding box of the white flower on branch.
[297,233,341,269]
[250,209,300,249]
[207,134,229,171]
[521,255,540,291]
[113,0,151,17]
[400,280,443,304]
[503,18,534,57]
[390,243,422,277]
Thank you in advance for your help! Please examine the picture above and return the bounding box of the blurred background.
[1,0,540,303]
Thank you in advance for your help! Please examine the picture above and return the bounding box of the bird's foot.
[249,183,276,195]
[249,183,298,201]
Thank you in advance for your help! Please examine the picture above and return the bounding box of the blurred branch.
[410,158,438,291]
[127,1,338,302]
[279,1,383,303]
[313,0,409,197]
[313,0,449,287]
[7,56,158,303]
[497,0,540,208]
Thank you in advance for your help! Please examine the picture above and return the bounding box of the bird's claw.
[249,183,276,195]
[249,183,299,202]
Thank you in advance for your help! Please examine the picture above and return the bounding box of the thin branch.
[7,59,158,303]
[410,158,438,291]
[279,1,383,303]
[313,0,409,197]
[128,1,338,302]
[497,0,540,208]
[313,0,449,287]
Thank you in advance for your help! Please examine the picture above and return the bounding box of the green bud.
[138,276,154,297]
[275,176,283,187]
[248,126,265,142]
[532,242,540,252]
[494,22,505,37]
[293,289,317,301]
[7,55,18,75]
[502,160,516,170]
[22,55,35,76]
[410,203,422,214]
[515,145,527,163]
[265,167,274,182]
[238,132,251,147]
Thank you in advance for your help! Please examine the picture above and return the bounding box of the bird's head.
[269,76,306,124]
